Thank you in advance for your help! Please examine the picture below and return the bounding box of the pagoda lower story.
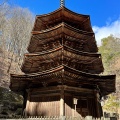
[24,86,102,117]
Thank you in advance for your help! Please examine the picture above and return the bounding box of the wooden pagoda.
[10,6,116,118]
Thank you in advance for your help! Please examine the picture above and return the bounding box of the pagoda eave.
[33,7,92,32]
[10,65,115,96]
[21,45,103,74]
[32,22,94,35]
[36,7,89,19]
[26,45,101,57]
[28,23,97,53]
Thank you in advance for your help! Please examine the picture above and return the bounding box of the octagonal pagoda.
[10,6,115,118]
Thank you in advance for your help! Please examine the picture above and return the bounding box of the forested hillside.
[0,2,34,117]
[0,3,34,87]
[99,35,120,113]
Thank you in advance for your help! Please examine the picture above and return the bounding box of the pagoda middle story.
[10,7,116,118]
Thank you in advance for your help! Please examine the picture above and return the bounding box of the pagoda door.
[76,98,89,117]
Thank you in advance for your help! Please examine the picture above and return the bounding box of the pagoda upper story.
[28,7,97,53]
[21,7,103,75]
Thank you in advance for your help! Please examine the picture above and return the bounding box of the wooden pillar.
[22,90,28,116]
[72,104,74,117]
[94,90,100,118]
[24,89,31,116]
[60,88,65,116]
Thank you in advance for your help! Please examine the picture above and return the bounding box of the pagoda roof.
[28,22,97,53]
[10,65,115,96]
[22,45,103,74]
[33,7,93,32]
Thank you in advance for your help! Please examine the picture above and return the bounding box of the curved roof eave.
[21,45,102,73]
[28,22,96,53]
[32,22,94,35]
[32,6,92,32]
[26,45,100,57]
[10,65,115,96]
[11,65,115,80]
[36,6,90,19]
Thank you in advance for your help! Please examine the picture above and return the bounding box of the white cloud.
[93,17,120,46]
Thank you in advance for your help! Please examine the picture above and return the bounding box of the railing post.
[60,87,65,117]
[60,116,66,120]
[85,116,92,120]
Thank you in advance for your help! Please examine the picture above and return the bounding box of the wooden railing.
[0,116,118,120]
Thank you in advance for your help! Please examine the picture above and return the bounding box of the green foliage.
[103,94,120,113]
[99,35,120,73]
[15,108,22,115]
[0,87,23,103]
[0,87,23,117]
[99,35,120,113]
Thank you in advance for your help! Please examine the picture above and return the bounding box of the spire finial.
[60,0,65,7]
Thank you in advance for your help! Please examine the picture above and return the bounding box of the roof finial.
[60,0,65,7]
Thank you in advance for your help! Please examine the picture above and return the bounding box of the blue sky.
[11,0,120,45]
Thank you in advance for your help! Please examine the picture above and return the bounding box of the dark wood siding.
[65,95,73,116]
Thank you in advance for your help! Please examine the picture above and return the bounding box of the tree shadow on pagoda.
[25,95,60,116]
[25,95,100,118]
